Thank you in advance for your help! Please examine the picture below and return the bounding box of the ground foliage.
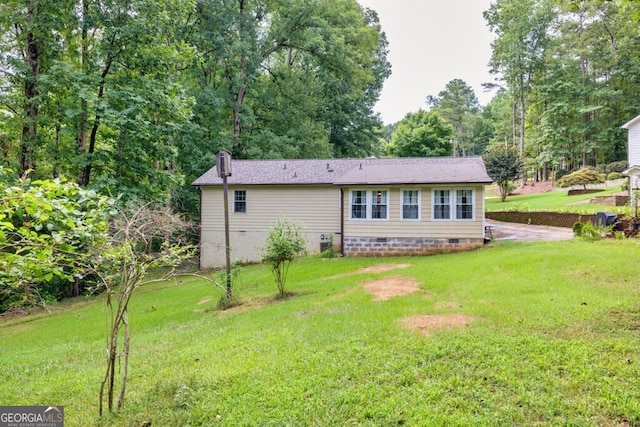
[0,167,115,311]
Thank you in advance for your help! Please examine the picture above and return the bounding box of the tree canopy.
[0,0,390,217]
[386,110,453,157]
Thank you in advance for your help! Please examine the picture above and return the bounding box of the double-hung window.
[433,190,451,220]
[350,189,388,220]
[372,190,388,219]
[456,189,473,219]
[234,190,246,213]
[432,189,474,220]
[351,190,367,219]
[402,190,420,220]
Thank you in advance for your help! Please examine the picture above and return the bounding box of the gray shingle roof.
[192,156,492,186]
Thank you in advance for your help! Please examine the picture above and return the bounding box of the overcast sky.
[357,0,497,125]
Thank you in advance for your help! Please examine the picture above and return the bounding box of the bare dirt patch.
[362,275,421,301]
[401,314,476,336]
[324,263,411,280]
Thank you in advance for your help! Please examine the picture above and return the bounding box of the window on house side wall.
[402,190,420,220]
[350,189,389,220]
[456,189,473,219]
[234,190,246,213]
[351,190,367,219]
[372,190,388,219]
[433,189,451,220]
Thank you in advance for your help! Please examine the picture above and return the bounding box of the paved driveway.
[485,219,574,242]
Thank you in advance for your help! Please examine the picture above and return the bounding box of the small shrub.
[572,222,584,236]
[605,160,628,174]
[557,168,606,189]
[260,218,307,296]
[320,234,338,258]
[607,172,623,180]
[622,180,629,191]
[579,221,603,240]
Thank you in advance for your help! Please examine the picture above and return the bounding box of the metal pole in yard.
[222,173,232,298]
[217,150,233,299]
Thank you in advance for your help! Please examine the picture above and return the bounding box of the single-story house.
[623,114,640,191]
[192,156,493,269]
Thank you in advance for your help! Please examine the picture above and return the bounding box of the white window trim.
[431,188,475,221]
[349,189,368,220]
[432,189,451,221]
[349,189,390,220]
[400,188,421,221]
[455,189,474,221]
[233,189,247,213]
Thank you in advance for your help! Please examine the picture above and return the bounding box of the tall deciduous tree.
[189,0,389,159]
[426,79,480,156]
[484,0,556,182]
[386,110,453,157]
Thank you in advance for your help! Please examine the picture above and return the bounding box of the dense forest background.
[1,0,639,220]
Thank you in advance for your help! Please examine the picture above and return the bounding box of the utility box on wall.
[320,233,334,252]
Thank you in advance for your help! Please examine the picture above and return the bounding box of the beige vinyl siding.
[200,185,340,267]
[343,185,485,239]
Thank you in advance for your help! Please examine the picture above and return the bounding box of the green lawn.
[486,184,626,214]
[2,240,640,426]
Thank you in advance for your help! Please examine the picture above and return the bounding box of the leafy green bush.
[607,172,623,180]
[572,222,584,236]
[260,218,307,297]
[578,221,603,240]
[320,234,338,258]
[557,168,606,189]
[0,168,115,311]
[605,160,627,174]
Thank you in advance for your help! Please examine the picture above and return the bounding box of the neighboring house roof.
[622,114,640,129]
[192,156,493,186]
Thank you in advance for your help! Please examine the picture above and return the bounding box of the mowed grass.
[486,184,624,213]
[2,240,640,426]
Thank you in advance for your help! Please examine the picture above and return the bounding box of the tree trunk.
[519,87,526,187]
[77,0,89,177]
[80,60,112,186]
[20,0,41,175]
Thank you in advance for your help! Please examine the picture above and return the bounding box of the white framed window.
[401,189,420,220]
[433,189,451,220]
[372,190,388,219]
[350,190,367,219]
[456,189,474,220]
[349,189,389,220]
[234,190,246,213]
[432,188,474,220]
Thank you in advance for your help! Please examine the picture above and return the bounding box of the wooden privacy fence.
[486,211,596,228]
